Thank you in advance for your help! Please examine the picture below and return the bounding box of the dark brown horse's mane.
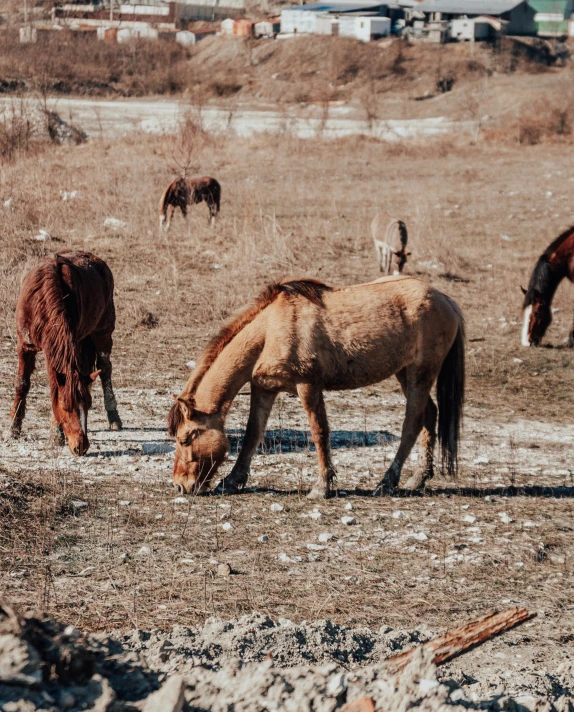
[28,255,92,410]
[523,225,574,308]
[167,278,332,436]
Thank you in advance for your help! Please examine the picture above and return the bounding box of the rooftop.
[415,0,524,13]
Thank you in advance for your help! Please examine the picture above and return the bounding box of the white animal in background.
[371,210,410,275]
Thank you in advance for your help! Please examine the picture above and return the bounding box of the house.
[413,0,537,35]
[280,0,392,34]
[338,14,391,38]
[529,0,573,35]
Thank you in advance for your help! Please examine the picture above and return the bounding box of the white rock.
[221,522,233,531]
[104,217,128,230]
[173,497,188,504]
[307,543,327,551]
[474,456,489,465]
[137,546,151,557]
[341,516,356,525]
[344,502,353,511]
[309,510,322,520]
[407,531,428,541]
[258,535,269,543]
[33,229,51,241]
[498,512,513,524]
[463,514,476,523]
[419,679,439,693]
[326,673,346,697]
[70,500,88,510]
[270,503,284,513]
[186,360,196,369]
[392,510,406,519]
[318,533,334,543]
[60,190,79,201]
[3,198,13,209]
[523,521,538,528]
[118,500,131,506]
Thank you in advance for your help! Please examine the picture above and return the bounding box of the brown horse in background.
[168,276,465,498]
[521,225,574,347]
[10,251,122,455]
[159,176,221,232]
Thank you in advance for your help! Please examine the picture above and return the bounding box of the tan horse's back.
[255,277,459,392]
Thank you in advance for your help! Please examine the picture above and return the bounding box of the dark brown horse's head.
[51,370,100,455]
[521,287,552,347]
[169,397,229,494]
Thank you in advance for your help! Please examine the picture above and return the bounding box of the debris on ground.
[1,601,571,711]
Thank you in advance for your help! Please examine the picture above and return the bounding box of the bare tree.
[163,107,207,178]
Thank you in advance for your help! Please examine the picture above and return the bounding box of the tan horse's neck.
[190,319,265,416]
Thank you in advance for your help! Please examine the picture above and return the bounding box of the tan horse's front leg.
[213,386,277,495]
[297,383,336,499]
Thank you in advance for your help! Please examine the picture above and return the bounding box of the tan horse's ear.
[520,286,527,296]
[89,370,102,382]
[177,396,194,419]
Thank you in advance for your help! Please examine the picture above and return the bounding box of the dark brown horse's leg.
[10,344,36,438]
[297,383,336,499]
[568,315,574,347]
[213,386,277,495]
[94,339,122,430]
[374,370,433,496]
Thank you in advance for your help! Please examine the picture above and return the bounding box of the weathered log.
[384,607,536,675]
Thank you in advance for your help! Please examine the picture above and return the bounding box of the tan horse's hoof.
[403,471,433,491]
[307,488,328,500]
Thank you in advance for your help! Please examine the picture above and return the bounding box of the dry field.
[1,125,574,699]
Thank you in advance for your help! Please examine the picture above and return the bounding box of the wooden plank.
[384,607,536,675]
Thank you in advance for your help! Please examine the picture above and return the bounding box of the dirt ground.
[1,130,574,702]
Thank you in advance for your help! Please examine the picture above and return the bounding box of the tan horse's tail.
[436,308,465,478]
[158,181,172,229]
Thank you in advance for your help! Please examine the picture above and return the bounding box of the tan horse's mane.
[167,278,331,436]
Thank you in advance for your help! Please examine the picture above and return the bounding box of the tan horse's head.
[169,397,229,494]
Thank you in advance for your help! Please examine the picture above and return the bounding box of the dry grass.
[0,129,574,646]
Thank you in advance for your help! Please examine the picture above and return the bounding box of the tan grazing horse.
[371,210,410,275]
[159,176,221,231]
[168,276,465,498]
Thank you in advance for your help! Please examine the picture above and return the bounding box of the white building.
[280,0,391,34]
[338,14,390,38]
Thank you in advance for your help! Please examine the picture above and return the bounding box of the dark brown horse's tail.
[32,258,85,410]
[436,307,465,478]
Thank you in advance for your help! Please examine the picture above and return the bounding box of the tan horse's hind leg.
[374,368,434,496]
[403,397,437,491]
[213,386,277,495]
[297,383,336,499]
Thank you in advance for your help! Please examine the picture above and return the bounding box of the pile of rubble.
[1,601,573,712]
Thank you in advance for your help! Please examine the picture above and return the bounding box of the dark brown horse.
[521,225,574,347]
[10,251,122,455]
[159,176,221,232]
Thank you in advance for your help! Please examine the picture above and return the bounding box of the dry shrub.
[0,98,36,162]
[518,100,573,145]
